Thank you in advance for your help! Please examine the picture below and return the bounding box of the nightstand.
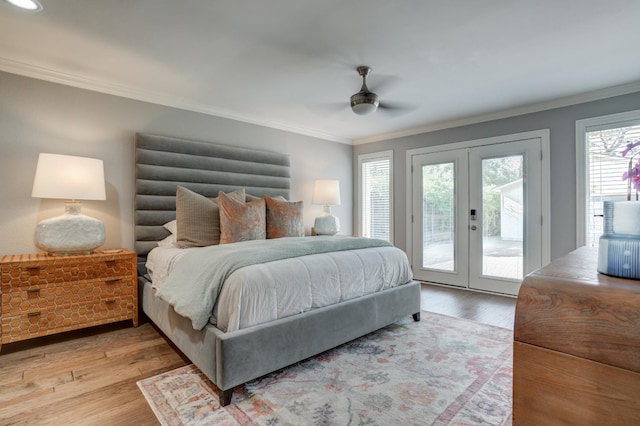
[0,249,137,350]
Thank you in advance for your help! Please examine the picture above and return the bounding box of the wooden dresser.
[513,247,640,425]
[0,249,137,350]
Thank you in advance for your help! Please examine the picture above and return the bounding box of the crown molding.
[0,57,352,145]
[4,57,639,147]
[353,80,640,145]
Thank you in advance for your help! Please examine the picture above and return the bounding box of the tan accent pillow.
[176,186,245,248]
[219,192,266,244]
[264,195,304,239]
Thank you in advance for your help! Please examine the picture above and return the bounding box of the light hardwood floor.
[0,283,516,425]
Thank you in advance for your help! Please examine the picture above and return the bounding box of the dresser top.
[0,249,136,263]
[530,246,640,290]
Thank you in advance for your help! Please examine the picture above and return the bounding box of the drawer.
[1,296,135,343]
[1,254,134,287]
[1,277,134,316]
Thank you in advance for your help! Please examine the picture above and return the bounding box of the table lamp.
[31,153,106,255]
[312,179,341,235]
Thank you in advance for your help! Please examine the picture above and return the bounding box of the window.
[357,151,393,241]
[576,110,640,247]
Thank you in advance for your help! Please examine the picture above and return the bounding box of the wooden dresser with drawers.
[0,249,137,350]
[513,247,640,424]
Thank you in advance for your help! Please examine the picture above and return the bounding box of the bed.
[134,133,421,405]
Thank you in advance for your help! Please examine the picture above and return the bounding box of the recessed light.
[4,0,42,11]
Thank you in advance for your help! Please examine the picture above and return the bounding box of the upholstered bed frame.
[134,133,421,405]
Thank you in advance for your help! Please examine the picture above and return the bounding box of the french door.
[411,138,544,296]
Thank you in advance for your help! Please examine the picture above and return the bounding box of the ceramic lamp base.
[35,202,105,255]
[314,214,340,236]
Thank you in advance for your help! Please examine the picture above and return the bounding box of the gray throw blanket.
[155,236,392,330]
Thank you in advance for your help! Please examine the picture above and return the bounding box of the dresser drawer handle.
[26,288,41,295]
[27,311,42,318]
[105,300,116,305]
[105,279,121,285]
[105,260,116,267]
[26,265,41,272]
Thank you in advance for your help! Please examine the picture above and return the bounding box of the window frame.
[575,109,640,247]
[357,150,394,242]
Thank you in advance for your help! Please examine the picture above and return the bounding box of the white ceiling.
[1,1,640,144]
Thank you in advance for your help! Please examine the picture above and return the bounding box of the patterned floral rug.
[137,312,513,425]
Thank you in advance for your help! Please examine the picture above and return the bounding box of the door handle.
[470,209,477,221]
[471,225,477,231]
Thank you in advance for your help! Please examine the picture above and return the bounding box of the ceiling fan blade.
[367,74,401,94]
[378,101,418,116]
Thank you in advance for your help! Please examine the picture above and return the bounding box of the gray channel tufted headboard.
[135,133,291,257]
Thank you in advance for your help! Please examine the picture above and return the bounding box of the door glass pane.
[481,156,523,279]
[422,163,455,271]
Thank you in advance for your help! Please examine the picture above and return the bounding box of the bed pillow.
[163,220,177,235]
[219,191,266,244]
[157,233,177,247]
[264,195,304,238]
[158,220,178,246]
[176,186,245,248]
[246,193,286,202]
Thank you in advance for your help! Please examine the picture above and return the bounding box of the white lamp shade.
[32,153,106,200]
[312,179,341,206]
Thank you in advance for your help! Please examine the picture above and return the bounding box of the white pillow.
[163,220,177,235]
[157,233,177,247]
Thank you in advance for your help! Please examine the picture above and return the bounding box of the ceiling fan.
[349,66,413,116]
[350,66,379,115]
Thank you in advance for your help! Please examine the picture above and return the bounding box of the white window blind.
[359,152,393,241]
[587,125,640,247]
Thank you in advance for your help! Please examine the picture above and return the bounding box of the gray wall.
[353,92,640,261]
[0,71,353,256]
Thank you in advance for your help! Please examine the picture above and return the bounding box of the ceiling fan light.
[351,102,378,115]
[4,0,42,11]
[350,91,379,116]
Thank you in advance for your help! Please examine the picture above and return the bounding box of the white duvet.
[146,243,412,332]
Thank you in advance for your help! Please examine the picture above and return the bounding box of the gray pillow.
[176,186,245,248]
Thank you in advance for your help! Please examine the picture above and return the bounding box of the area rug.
[137,312,513,425]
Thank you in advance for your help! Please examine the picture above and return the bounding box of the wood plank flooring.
[0,283,516,425]
[420,283,516,329]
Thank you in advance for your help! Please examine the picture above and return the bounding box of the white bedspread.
[146,243,412,332]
